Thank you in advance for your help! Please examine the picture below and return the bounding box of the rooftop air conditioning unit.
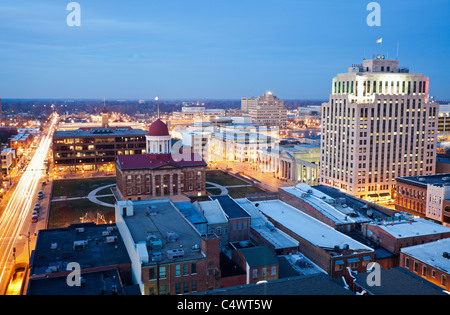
[152,252,162,262]
[106,236,118,243]
[75,227,85,233]
[167,248,184,260]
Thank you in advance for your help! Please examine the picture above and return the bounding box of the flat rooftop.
[195,273,354,295]
[53,128,148,138]
[366,217,450,239]
[30,223,131,276]
[401,238,450,273]
[252,199,374,254]
[122,199,204,266]
[27,268,140,295]
[281,184,370,225]
[235,198,299,250]
[396,173,450,188]
[197,200,228,225]
[354,267,447,295]
[210,195,251,219]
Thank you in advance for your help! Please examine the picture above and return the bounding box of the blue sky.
[0,0,449,100]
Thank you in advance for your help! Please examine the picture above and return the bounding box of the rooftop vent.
[442,177,450,182]
[75,227,85,233]
[166,231,179,242]
[106,236,118,244]
[167,248,184,260]
[443,252,450,259]
[50,242,57,250]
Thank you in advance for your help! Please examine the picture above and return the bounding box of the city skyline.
[0,0,449,100]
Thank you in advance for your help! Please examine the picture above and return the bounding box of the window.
[175,283,181,295]
[159,266,166,279]
[184,264,189,275]
[191,263,197,274]
[149,268,156,280]
[183,282,189,293]
[442,275,446,287]
[175,265,181,277]
[191,281,197,292]
[271,266,277,276]
[405,257,410,268]
[252,269,258,279]
[413,262,418,273]
[159,285,166,295]
[262,267,267,277]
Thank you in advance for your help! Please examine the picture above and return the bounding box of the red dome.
[148,119,169,136]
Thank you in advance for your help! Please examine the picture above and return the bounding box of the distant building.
[241,92,287,127]
[1,148,14,175]
[52,127,147,172]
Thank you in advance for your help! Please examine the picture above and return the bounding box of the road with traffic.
[0,113,58,294]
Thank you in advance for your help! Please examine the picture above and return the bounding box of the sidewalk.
[212,161,296,192]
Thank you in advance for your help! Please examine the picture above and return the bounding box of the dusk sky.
[0,0,449,100]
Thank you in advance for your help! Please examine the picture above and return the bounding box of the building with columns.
[258,144,320,185]
[115,119,207,201]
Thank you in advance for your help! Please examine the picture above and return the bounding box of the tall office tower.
[241,92,287,127]
[241,91,284,112]
[320,56,438,201]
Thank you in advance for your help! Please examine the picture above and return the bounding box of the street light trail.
[0,113,58,287]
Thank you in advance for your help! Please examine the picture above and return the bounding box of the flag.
[376,38,382,44]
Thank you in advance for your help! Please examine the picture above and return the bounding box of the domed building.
[115,119,207,201]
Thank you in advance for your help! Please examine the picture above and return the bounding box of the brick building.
[115,199,221,295]
[400,238,450,291]
[396,174,450,226]
[231,246,279,284]
[361,217,450,256]
[115,119,207,201]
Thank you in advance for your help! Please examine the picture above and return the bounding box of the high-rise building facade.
[320,56,438,201]
[241,92,287,127]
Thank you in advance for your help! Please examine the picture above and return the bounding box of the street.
[0,113,58,294]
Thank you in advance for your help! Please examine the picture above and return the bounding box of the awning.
[368,194,379,198]
[335,260,344,265]
[347,257,360,263]
[363,256,372,261]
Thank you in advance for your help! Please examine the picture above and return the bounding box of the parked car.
[31,215,38,223]
[35,203,40,209]
[38,191,43,199]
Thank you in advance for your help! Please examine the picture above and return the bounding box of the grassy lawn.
[48,198,115,229]
[52,177,116,198]
[226,186,265,199]
[206,188,222,196]
[96,195,117,204]
[206,170,248,186]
